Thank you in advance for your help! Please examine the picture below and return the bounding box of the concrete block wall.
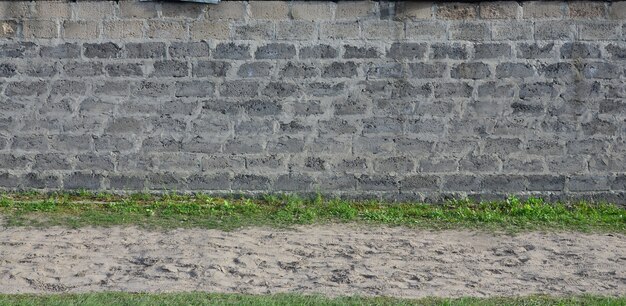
[0,0,625,201]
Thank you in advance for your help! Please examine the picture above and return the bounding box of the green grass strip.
[0,191,624,232]
[0,293,624,306]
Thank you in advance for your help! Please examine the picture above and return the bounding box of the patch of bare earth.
[0,225,624,297]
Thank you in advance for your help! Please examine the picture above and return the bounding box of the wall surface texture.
[0,0,625,201]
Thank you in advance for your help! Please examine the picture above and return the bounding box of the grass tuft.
[0,192,624,232]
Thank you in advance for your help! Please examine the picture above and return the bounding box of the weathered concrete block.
[40,43,80,59]
[357,175,398,192]
[105,63,143,77]
[322,62,358,78]
[406,21,447,40]
[436,2,477,19]
[151,60,188,77]
[431,43,468,59]
[206,1,246,20]
[569,1,607,19]
[491,21,533,40]
[84,42,122,59]
[109,175,146,190]
[516,43,555,59]
[187,174,231,191]
[175,81,214,97]
[306,82,345,97]
[280,62,318,78]
[249,1,289,20]
[237,62,273,78]
[578,22,620,40]
[503,157,544,173]
[75,154,115,171]
[419,158,457,173]
[125,42,166,59]
[434,82,473,98]
[0,1,30,19]
[611,175,626,191]
[496,63,535,78]
[214,43,251,59]
[541,62,575,79]
[6,81,47,97]
[23,20,57,39]
[276,21,316,41]
[170,42,209,58]
[391,80,431,98]
[387,42,427,59]
[482,175,527,192]
[519,82,557,100]
[480,1,520,19]
[460,154,501,172]
[193,61,230,77]
[119,1,158,18]
[474,43,511,59]
[560,42,601,58]
[535,21,576,40]
[523,1,564,18]
[406,118,445,135]
[94,136,135,152]
[33,154,71,171]
[362,21,404,40]
[0,63,16,78]
[262,82,298,98]
[0,20,17,38]
[336,1,375,20]
[147,173,186,190]
[291,2,333,21]
[64,62,104,77]
[333,98,368,116]
[581,117,617,136]
[190,21,230,40]
[320,22,360,40]
[443,175,481,192]
[220,81,259,97]
[255,43,296,59]
[104,21,143,39]
[64,21,99,39]
[133,81,173,97]
[395,2,432,20]
[344,45,380,59]
[75,1,115,19]
[568,175,610,192]
[406,65,442,81]
[233,174,271,190]
[402,175,440,192]
[451,62,491,79]
[366,64,403,80]
[161,2,205,19]
[146,20,187,39]
[94,81,130,97]
[477,82,514,98]
[267,136,304,153]
[609,1,626,19]
[64,173,103,190]
[363,117,403,134]
[274,174,314,191]
[449,22,490,41]
[300,44,338,59]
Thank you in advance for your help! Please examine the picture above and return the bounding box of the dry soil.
[0,225,624,297]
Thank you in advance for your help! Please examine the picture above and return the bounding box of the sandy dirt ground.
[0,224,624,298]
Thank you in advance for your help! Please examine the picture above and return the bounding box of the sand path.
[0,225,624,297]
